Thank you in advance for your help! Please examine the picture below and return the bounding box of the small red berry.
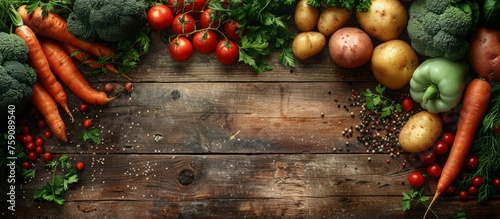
[76,161,85,171]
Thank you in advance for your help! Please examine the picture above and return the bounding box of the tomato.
[25,142,36,151]
[43,152,53,161]
[401,97,414,112]
[147,4,174,30]
[408,171,425,187]
[43,130,52,139]
[494,125,500,134]
[35,146,44,154]
[104,83,114,93]
[35,137,44,146]
[472,176,483,186]
[167,0,184,14]
[172,13,196,35]
[224,20,243,40]
[79,103,89,113]
[446,185,456,194]
[83,119,93,128]
[200,8,218,28]
[215,39,239,65]
[459,190,468,200]
[125,82,134,93]
[440,132,454,146]
[465,155,479,170]
[37,119,46,128]
[18,118,28,125]
[467,185,478,195]
[27,151,38,161]
[22,134,33,144]
[426,163,441,177]
[419,150,436,165]
[21,125,30,135]
[192,30,217,54]
[433,141,449,155]
[183,0,207,12]
[76,161,85,171]
[493,177,500,189]
[21,161,32,169]
[169,36,193,61]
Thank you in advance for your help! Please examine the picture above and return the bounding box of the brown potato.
[371,40,418,89]
[292,31,326,60]
[355,0,407,41]
[317,7,352,36]
[399,111,442,153]
[328,27,373,68]
[467,27,500,82]
[294,0,319,32]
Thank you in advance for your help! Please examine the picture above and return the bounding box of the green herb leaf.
[81,127,102,144]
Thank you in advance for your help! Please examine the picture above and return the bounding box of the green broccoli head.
[0,32,29,63]
[67,13,99,42]
[407,0,475,61]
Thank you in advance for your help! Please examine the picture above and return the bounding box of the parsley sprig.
[363,84,402,117]
[81,127,101,144]
[401,188,466,219]
[34,155,79,205]
[306,0,372,12]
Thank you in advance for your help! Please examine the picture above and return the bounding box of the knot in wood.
[177,169,195,186]
[170,89,181,100]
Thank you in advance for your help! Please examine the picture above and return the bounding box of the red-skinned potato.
[317,7,352,36]
[467,27,500,82]
[328,27,373,68]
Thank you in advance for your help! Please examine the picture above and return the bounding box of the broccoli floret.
[0,32,37,116]
[68,0,147,42]
[407,0,477,61]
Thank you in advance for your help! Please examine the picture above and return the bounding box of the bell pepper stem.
[422,84,439,103]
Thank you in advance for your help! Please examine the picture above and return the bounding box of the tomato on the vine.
[147,4,174,30]
[224,20,243,40]
[200,8,218,28]
[433,141,449,155]
[440,132,454,146]
[169,36,193,61]
[215,39,239,65]
[192,30,217,54]
[426,163,441,177]
[419,150,436,165]
[408,171,425,187]
[472,176,483,186]
[465,155,479,170]
[172,13,196,35]
[167,0,184,14]
[183,0,207,12]
[401,97,414,112]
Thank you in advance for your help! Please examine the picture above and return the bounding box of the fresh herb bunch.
[208,0,296,74]
[34,155,79,205]
[306,0,372,12]
[401,188,466,219]
[363,84,402,117]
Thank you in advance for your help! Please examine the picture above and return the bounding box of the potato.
[317,7,353,36]
[292,31,326,60]
[355,0,407,41]
[328,27,373,68]
[371,39,418,89]
[467,27,500,82]
[294,0,319,32]
[399,111,442,153]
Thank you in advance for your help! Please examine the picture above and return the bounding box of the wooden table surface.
[4,10,500,219]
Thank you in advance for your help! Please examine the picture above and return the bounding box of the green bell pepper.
[409,57,469,113]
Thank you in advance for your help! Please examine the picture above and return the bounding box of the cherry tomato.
[407,171,425,188]
[35,146,44,154]
[43,130,52,139]
[18,118,28,125]
[79,103,89,113]
[224,20,243,40]
[76,161,85,171]
[167,0,184,14]
[172,13,196,35]
[459,190,468,200]
[37,119,47,128]
[467,185,478,195]
[465,155,479,170]
[83,119,93,128]
[493,177,500,189]
[200,8,218,28]
[35,137,44,146]
[16,133,24,141]
[433,141,449,155]
[419,150,436,165]
[21,126,31,135]
[22,134,33,144]
[183,0,207,12]
[426,163,441,177]
[104,83,114,93]
[169,36,193,61]
[215,39,239,65]
[494,125,500,134]
[22,161,32,169]
[43,152,53,161]
[27,151,38,161]
[25,142,36,151]
[192,30,217,54]
[446,185,456,194]
[440,132,454,146]
[472,176,483,186]
[401,97,414,112]
[147,4,174,30]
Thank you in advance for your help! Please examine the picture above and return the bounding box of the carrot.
[39,38,112,105]
[17,5,115,59]
[59,42,119,74]
[14,24,74,122]
[424,78,492,218]
[31,81,68,142]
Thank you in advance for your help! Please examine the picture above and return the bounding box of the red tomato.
[76,161,85,171]
[440,132,455,146]
[472,176,483,186]
[25,142,36,151]
[79,103,89,113]
[215,39,239,65]
[22,134,33,144]
[426,163,441,177]
[169,36,193,61]
[465,155,479,170]
[21,126,30,135]
[408,171,425,187]
[43,152,53,161]
[27,151,38,161]
[37,119,47,128]
[433,141,449,155]
[83,119,93,128]
[419,150,436,165]
[167,0,184,14]
[35,137,44,146]
[172,13,196,35]
[224,20,243,40]
[192,30,217,54]
[493,177,500,189]
[43,130,52,139]
[446,185,456,194]
[183,0,207,12]
[200,8,218,28]
[459,190,468,200]
[467,185,478,195]
[35,146,44,154]
[21,161,32,169]
[147,4,174,30]
[401,97,414,112]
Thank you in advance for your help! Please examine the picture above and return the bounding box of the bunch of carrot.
[12,5,119,142]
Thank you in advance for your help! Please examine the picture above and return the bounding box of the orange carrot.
[39,38,112,105]
[17,5,115,59]
[424,78,492,218]
[15,25,74,122]
[31,81,68,142]
[59,42,119,74]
